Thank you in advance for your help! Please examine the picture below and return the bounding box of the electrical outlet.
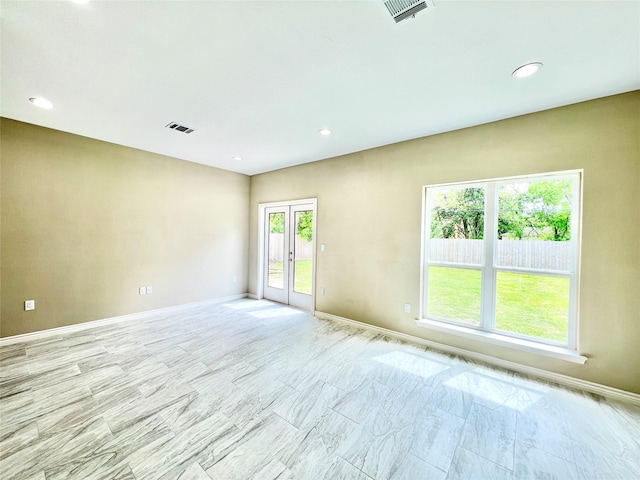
[25,299,35,311]
[233,275,237,283]
[320,244,326,252]
[320,287,325,296]
[404,303,411,313]
[139,287,146,295]
[146,286,153,294]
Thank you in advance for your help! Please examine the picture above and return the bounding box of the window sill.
[415,319,587,364]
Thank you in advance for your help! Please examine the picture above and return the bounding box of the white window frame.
[418,170,586,364]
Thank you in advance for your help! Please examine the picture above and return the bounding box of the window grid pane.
[427,266,482,325]
[497,179,573,271]
[494,271,570,344]
[428,186,485,266]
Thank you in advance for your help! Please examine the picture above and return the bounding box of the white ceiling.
[1,1,639,175]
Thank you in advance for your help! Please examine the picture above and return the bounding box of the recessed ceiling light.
[512,62,543,79]
[29,97,53,109]
[318,128,332,136]
[232,156,242,161]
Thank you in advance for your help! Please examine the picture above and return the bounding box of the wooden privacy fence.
[429,238,572,271]
[269,234,313,261]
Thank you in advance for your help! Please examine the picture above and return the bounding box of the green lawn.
[267,261,284,289]
[268,260,312,295]
[428,268,482,324]
[428,266,569,343]
[293,260,312,294]
[274,261,568,343]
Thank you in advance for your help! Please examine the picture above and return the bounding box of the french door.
[263,202,315,310]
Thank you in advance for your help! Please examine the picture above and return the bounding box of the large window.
[422,171,581,349]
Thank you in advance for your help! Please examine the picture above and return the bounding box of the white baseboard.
[247,293,260,300]
[0,294,248,346]
[314,311,640,406]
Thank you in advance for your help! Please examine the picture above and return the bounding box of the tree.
[269,213,285,234]
[498,180,572,241]
[526,180,572,241]
[431,188,485,239]
[497,185,527,240]
[269,211,313,242]
[297,211,313,242]
[432,180,572,242]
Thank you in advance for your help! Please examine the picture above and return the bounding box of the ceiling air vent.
[384,0,435,23]
[166,122,195,134]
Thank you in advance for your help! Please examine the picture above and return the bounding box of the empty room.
[1,1,639,479]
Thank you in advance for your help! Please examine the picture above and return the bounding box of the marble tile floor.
[1,299,639,480]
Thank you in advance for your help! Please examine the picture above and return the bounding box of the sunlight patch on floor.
[443,371,545,411]
[223,300,276,310]
[373,351,450,380]
[249,307,304,318]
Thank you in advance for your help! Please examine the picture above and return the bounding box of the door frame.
[257,198,317,312]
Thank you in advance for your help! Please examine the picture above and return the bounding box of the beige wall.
[249,91,640,393]
[1,118,250,337]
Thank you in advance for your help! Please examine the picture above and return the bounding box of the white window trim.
[419,170,584,361]
[415,318,587,364]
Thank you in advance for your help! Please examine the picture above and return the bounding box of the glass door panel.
[268,212,285,289]
[263,207,289,305]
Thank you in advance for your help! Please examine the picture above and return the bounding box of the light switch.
[25,299,35,311]
[139,287,146,295]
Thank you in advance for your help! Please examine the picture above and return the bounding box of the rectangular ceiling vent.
[166,122,195,134]
[384,0,435,23]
